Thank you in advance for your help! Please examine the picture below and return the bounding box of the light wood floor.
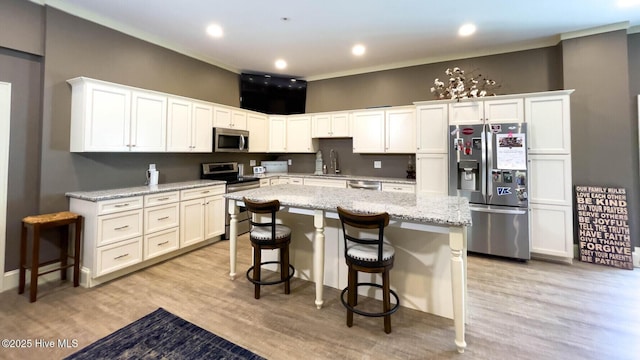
[1,236,638,360]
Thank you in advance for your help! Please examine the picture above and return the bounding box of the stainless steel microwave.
[213,128,249,152]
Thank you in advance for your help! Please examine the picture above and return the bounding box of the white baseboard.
[2,262,74,293]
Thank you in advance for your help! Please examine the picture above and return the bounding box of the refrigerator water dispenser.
[458,161,479,191]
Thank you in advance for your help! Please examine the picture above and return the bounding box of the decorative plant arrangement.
[430,67,500,101]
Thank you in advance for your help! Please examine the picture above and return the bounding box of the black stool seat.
[243,197,295,299]
[338,206,399,334]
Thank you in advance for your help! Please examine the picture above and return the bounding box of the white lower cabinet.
[416,154,448,195]
[303,178,347,188]
[382,183,415,193]
[179,185,225,247]
[69,183,226,287]
[529,203,574,259]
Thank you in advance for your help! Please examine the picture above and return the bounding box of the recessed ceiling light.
[458,23,476,37]
[275,59,287,69]
[352,44,366,56]
[206,24,223,38]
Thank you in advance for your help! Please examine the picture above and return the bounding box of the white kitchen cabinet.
[143,191,180,260]
[269,116,287,152]
[247,112,269,152]
[449,98,523,125]
[180,185,225,248]
[68,78,169,152]
[416,103,448,153]
[352,110,385,153]
[289,177,304,185]
[352,107,414,153]
[525,94,571,154]
[386,107,416,153]
[303,178,347,188]
[416,154,448,195]
[528,154,572,206]
[213,106,247,130]
[312,111,350,137]
[529,203,574,259]
[167,98,213,152]
[381,183,416,193]
[287,115,317,153]
[259,178,271,187]
[130,91,167,152]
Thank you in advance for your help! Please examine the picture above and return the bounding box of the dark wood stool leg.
[347,267,356,327]
[18,222,27,294]
[383,269,391,334]
[73,217,82,287]
[253,246,261,299]
[60,225,69,281]
[29,224,41,303]
[282,246,290,294]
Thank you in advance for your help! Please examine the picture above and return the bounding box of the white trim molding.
[0,82,11,293]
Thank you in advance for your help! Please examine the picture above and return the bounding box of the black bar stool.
[337,206,399,333]
[243,197,295,299]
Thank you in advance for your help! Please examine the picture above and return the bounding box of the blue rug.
[65,308,265,359]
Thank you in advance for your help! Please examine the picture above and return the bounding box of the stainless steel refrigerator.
[449,123,530,260]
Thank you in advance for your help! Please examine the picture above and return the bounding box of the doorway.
[0,82,11,291]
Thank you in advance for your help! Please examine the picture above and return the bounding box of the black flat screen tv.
[240,73,307,115]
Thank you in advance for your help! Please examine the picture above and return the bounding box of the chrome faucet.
[330,149,340,174]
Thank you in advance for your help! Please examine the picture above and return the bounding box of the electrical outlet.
[288,159,292,165]
[374,161,382,169]
[250,160,256,166]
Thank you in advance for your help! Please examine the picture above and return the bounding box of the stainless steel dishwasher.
[347,180,382,191]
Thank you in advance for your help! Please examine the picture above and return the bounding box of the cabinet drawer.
[382,183,416,193]
[260,179,270,187]
[144,191,179,207]
[96,237,143,276]
[180,185,225,201]
[144,227,179,260]
[144,203,179,233]
[97,209,143,246]
[97,196,143,215]
[289,177,303,185]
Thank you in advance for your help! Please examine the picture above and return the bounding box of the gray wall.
[562,30,639,251]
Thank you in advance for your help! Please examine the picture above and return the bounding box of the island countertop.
[65,180,225,202]
[224,184,471,227]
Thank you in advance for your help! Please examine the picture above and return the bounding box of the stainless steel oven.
[201,162,260,239]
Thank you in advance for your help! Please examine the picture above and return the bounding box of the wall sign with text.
[576,186,633,270]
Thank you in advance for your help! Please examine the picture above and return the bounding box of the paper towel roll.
[149,170,159,186]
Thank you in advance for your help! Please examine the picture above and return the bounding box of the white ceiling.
[34,0,640,80]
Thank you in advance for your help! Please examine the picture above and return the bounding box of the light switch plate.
[250,160,256,166]
[288,159,292,165]
[374,161,382,169]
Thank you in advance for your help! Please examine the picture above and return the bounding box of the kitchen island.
[225,184,471,353]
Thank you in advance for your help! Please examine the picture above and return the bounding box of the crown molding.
[560,22,630,40]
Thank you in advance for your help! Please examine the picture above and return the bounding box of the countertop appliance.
[260,160,288,173]
[213,128,249,152]
[201,161,260,239]
[449,123,530,260]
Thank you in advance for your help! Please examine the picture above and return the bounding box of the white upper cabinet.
[352,107,415,153]
[352,110,386,153]
[416,103,448,153]
[448,98,523,125]
[287,115,316,153]
[213,106,247,130]
[385,107,416,153]
[525,94,571,154]
[247,112,269,153]
[68,77,168,152]
[312,111,350,138]
[269,116,287,152]
[167,98,213,152]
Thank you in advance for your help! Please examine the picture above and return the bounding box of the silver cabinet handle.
[157,241,169,246]
[114,253,129,260]
[157,197,170,201]
[114,225,129,230]
[114,203,130,208]
[157,216,169,220]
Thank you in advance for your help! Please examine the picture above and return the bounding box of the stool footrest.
[246,261,295,286]
[340,282,400,318]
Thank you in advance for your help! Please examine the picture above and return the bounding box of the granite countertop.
[224,184,470,227]
[250,173,416,185]
[65,180,225,202]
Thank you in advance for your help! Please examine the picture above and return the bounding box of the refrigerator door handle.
[485,124,493,200]
[470,206,527,215]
